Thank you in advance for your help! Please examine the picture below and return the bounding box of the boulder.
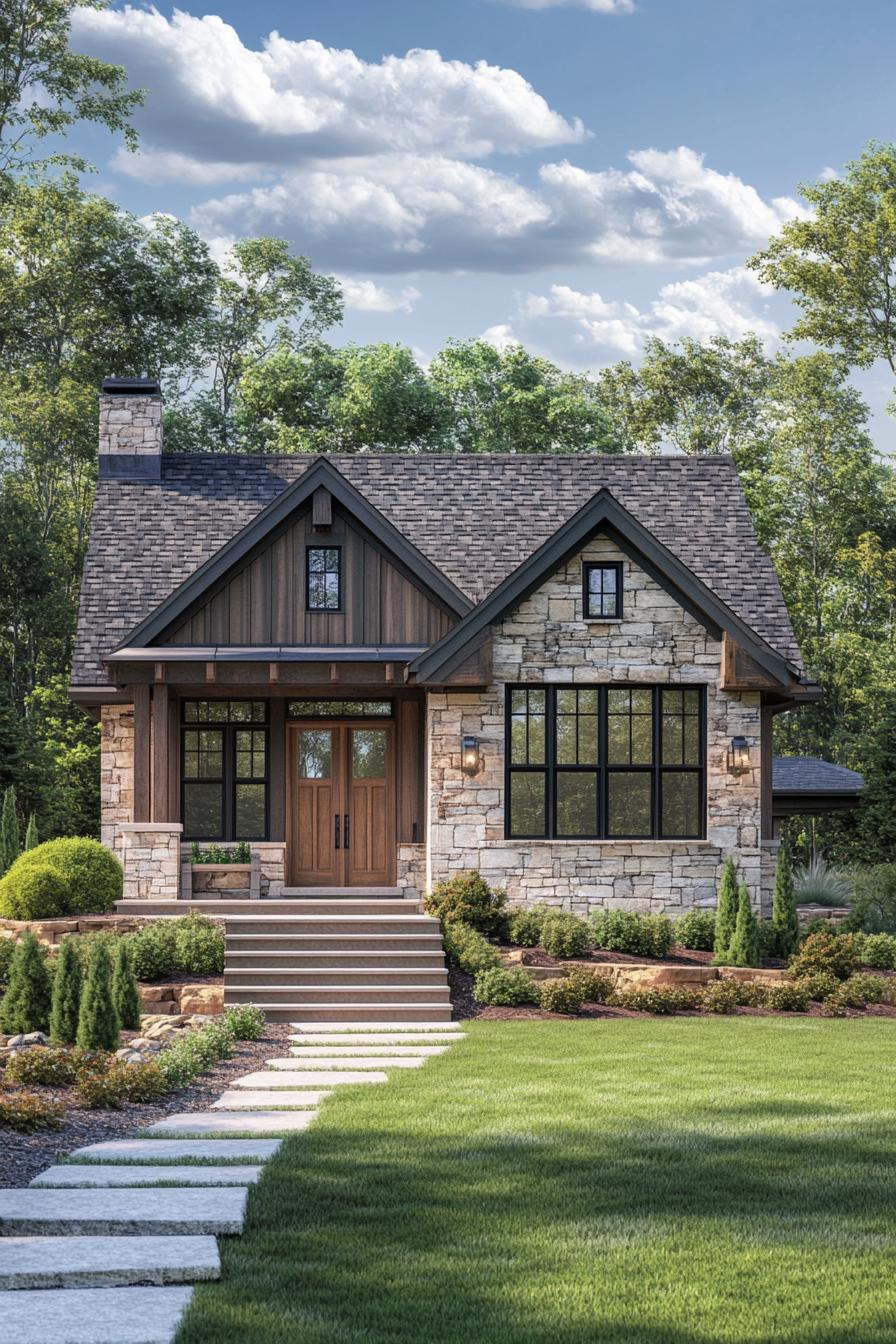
[614,966,717,989]
[179,986,224,1015]
[717,967,788,984]
[138,985,175,1004]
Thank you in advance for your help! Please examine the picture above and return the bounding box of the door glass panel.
[352,729,387,779]
[298,730,332,779]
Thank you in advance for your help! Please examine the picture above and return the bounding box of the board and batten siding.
[166,505,455,648]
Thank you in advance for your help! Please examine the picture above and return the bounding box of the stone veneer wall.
[99,391,162,461]
[100,705,134,857]
[397,843,427,899]
[427,537,766,916]
[119,823,182,901]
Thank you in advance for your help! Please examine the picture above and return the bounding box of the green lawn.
[177,1019,896,1344]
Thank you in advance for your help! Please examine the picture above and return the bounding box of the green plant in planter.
[112,939,142,1031]
[49,936,83,1044]
[714,856,739,958]
[77,942,120,1051]
[0,930,52,1033]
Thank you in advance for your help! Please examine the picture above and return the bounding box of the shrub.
[0,838,122,918]
[857,932,896,969]
[74,1059,165,1109]
[0,785,20,875]
[4,1046,77,1086]
[731,980,767,1007]
[674,909,716,951]
[756,920,779,960]
[425,872,507,934]
[49,937,83,1045]
[819,990,852,1017]
[567,967,617,1004]
[0,864,68,920]
[507,906,550,948]
[0,936,18,982]
[728,885,760,968]
[156,1018,236,1092]
[793,857,854,909]
[538,977,584,1014]
[843,864,896,933]
[841,973,889,1006]
[764,981,811,1012]
[472,967,539,1007]
[714,856,739,956]
[112,940,141,1032]
[442,921,501,975]
[617,986,701,1014]
[173,913,225,975]
[0,930,52,1033]
[589,910,673,958]
[23,814,38,852]
[127,922,176,981]
[772,845,799,957]
[76,942,119,1051]
[540,912,592,958]
[223,1003,266,1041]
[797,971,841,1002]
[702,980,740,1014]
[0,1091,63,1132]
[789,930,860,981]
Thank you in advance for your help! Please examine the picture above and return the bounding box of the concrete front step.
[0,1285,195,1344]
[289,1043,448,1056]
[222,916,440,936]
[116,896,414,915]
[291,1019,462,1032]
[226,933,444,952]
[224,967,448,987]
[65,1139,282,1164]
[265,1057,424,1071]
[225,950,447,969]
[0,1235,219,1290]
[143,1111,316,1136]
[225,984,450,1004]
[0,1188,247,1236]
[289,1032,463,1046]
[31,1166,262,1187]
[244,1003,453,1022]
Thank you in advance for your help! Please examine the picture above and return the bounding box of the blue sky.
[70,0,896,446]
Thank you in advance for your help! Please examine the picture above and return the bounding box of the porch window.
[306,546,342,611]
[583,562,622,619]
[181,700,269,840]
[287,700,393,717]
[505,685,705,840]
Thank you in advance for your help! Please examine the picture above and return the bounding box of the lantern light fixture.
[727,736,750,774]
[461,735,483,777]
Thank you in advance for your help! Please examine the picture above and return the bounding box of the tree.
[111,938,140,1031]
[49,933,81,1043]
[749,143,896,390]
[76,939,119,1049]
[0,929,51,1032]
[772,845,799,958]
[714,856,739,957]
[729,883,760,968]
[0,783,18,872]
[0,0,143,181]
[23,812,37,849]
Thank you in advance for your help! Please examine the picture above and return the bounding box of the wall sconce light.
[461,735,483,777]
[727,736,750,774]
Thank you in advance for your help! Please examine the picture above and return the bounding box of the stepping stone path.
[3,1017,465,1341]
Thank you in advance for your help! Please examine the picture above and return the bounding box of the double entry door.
[288,721,395,887]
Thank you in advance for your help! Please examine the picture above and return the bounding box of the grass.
[177,1019,896,1344]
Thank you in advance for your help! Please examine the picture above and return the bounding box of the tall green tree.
[49,933,81,1043]
[714,856,739,957]
[111,938,140,1032]
[772,845,799,958]
[0,783,18,872]
[729,884,760,968]
[76,939,118,1050]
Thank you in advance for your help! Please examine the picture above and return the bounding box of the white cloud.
[112,147,264,186]
[522,267,779,355]
[480,322,522,352]
[334,276,421,314]
[500,0,634,11]
[71,6,586,168]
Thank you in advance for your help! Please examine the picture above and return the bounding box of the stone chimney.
[98,377,162,480]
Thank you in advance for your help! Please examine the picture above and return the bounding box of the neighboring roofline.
[117,457,472,653]
[410,487,802,685]
[106,644,427,663]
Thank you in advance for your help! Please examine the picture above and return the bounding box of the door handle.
[334,814,340,850]
[344,814,350,850]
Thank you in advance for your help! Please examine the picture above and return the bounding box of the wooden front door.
[288,723,395,887]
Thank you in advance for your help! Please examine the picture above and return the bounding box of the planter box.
[182,854,261,900]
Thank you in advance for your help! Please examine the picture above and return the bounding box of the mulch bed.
[0,1023,291,1189]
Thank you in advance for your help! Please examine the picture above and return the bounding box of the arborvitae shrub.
[729,884,760,967]
[23,814,38,851]
[0,786,20,875]
[112,940,142,1031]
[714,856,739,956]
[76,942,120,1051]
[425,872,507,934]
[0,930,52,1033]
[49,937,83,1044]
[772,845,799,957]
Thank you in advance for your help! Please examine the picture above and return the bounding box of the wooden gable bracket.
[721,633,789,692]
[205,662,217,683]
[312,486,332,531]
[268,662,280,683]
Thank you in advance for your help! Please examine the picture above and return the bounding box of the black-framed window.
[505,685,705,840]
[181,700,269,840]
[583,562,622,619]
[287,700,393,718]
[306,546,342,612]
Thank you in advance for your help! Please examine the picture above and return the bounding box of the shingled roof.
[72,452,803,687]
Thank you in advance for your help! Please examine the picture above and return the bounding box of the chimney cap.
[101,376,162,396]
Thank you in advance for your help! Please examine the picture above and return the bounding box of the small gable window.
[306,546,342,612]
[583,562,622,619]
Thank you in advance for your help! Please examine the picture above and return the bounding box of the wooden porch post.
[132,684,151,823]
[151,682,171,822]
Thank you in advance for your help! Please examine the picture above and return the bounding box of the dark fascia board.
[117,457,472,653]
[411,488,801,686]
[106,644,429,663]
[773,790,863,816]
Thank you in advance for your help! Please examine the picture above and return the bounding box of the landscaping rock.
[717,967,788,984]
[0,1235,220,1290]
[0,1284,195,1344]
[613,966,717,989]
[178,986,224,1015]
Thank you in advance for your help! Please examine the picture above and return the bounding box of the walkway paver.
[288,1031,463,1045]
[31,1165,262,1188]
[268,1056,421,1070]
[212,1090,322,1110]
[289,1043,449,1055]
[0,1187,247,1236]
[1,1284,195,1343]
[290,1020,461,1032]
[258,1064,389,1080]
[228,1079,332,1099]
[65,1138,282,1164]
[0,1235,220,1290]
[143,1110,317,1136]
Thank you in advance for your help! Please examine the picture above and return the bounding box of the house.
[72,377,849,918]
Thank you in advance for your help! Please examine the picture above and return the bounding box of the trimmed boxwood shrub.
[538,977,584,1014]
[0,838,122,918]
[425,872,506,935]
[589,910,673,958]
[507,906,550,948]
[540,912,592,959]
[0,865,68,920]
[472,967,539,1006]
[442,921,501,975]
[857,932,896,969]
[617,986,701,1014]
[173,913,225,975]
[789,930,860,981]
[702,980,740,1014]
[674,909,716,951]
[567,967,616,1003]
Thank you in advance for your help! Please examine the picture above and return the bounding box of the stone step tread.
[288,1044,449,1055]
[31,1166,262,1188]
[0,1284,194,1343]
[266,1056,426,1070]
[248,1067,388,1084]
[226,949,444,956]
[0,1188,247,1236]
[143,1111,315,1136]
[234,1000,452,1007]
[288,1032,464,1045]
[212,1091,323,1111]
[225,934,443,941]
[290,1020,460,1031]
[0,1235,219,1290]
[66,1139,281,1164]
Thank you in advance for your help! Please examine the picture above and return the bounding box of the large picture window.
[181,700,269,840]
[505,685,705,840]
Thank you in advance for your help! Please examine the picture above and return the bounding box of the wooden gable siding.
[166,505,455,648]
